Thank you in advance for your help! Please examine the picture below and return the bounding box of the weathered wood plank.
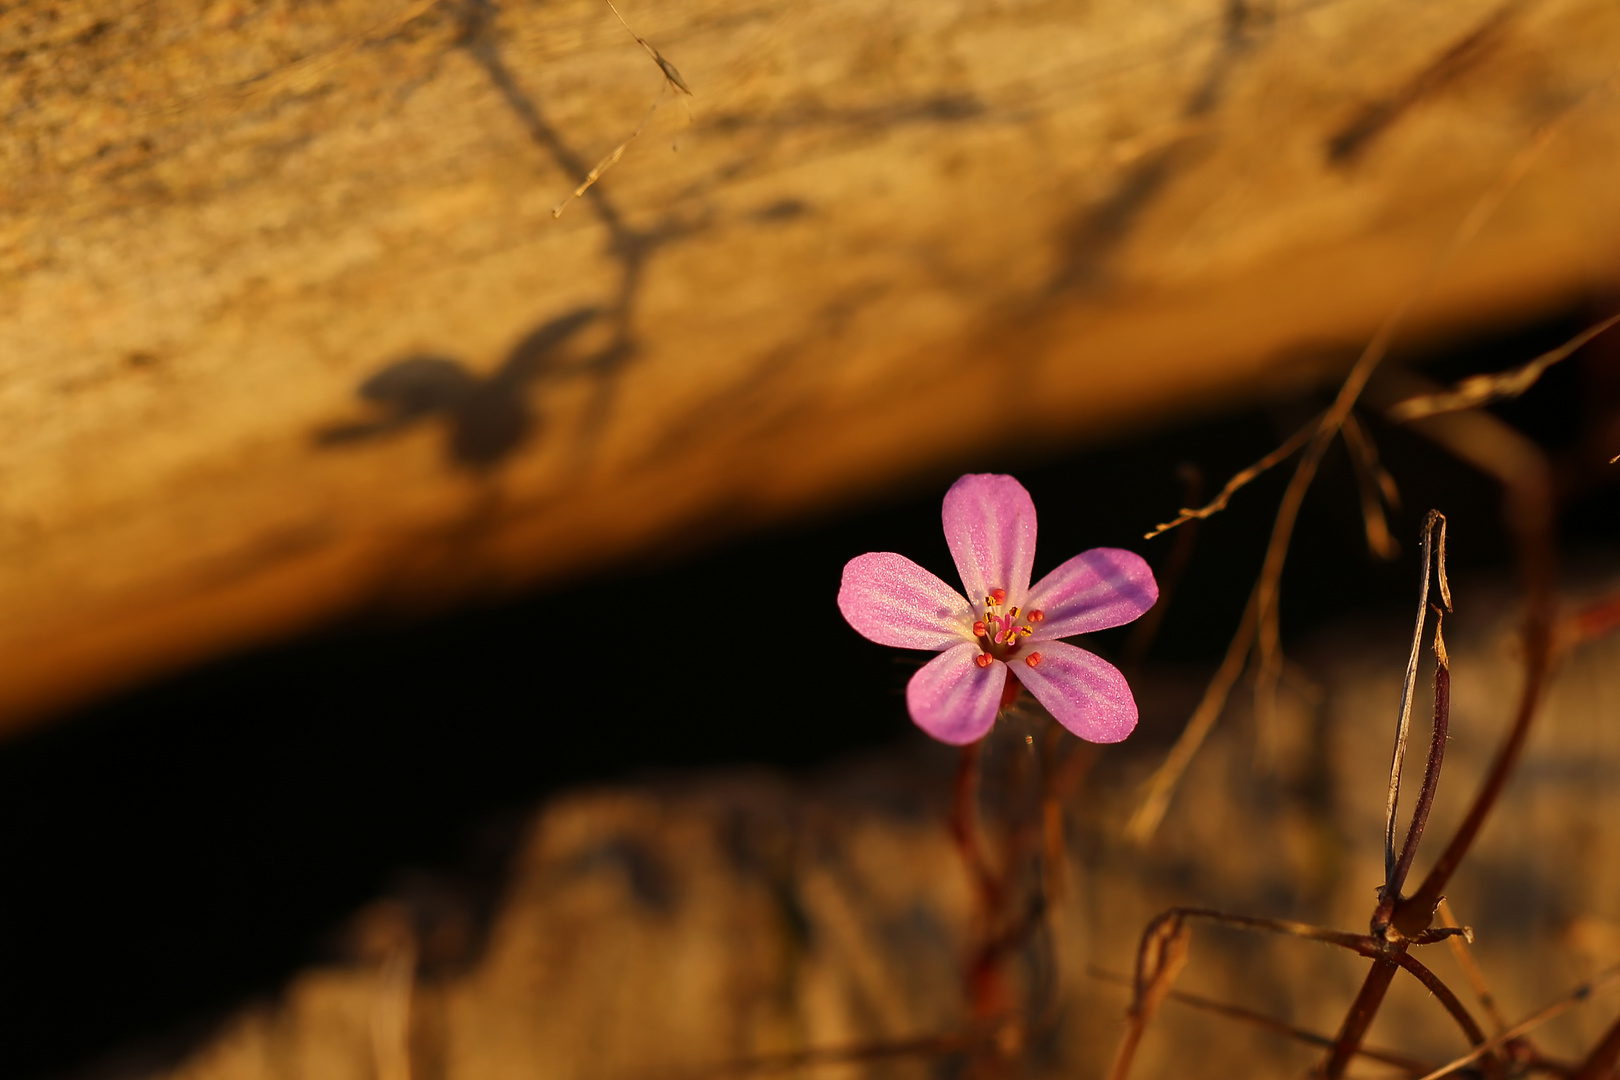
[2,0,1617,729]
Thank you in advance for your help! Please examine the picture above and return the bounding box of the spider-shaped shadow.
[316,306,615,469]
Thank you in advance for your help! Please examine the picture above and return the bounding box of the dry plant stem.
[1252,425,1338,763]
[1383,649,1451,920]
[1122,465,1204,671]
[1389,311,1620,422]
[1143,415,1318,539]
[1414,967,1620,1080]
[1572,1014,1620,1080]
[1112,906,1483,1080]
[1390,949,1491,1050]
[552,88,667,218]
[949,739,1016,1046]
[1341,411,1402,560]
[1326,383,1557,1077]
[1382,512,1451,891]
[1139,70,1591,843]
[1437,898,1510,1036]
[602,0,695,94]
[1127,583,1258,842]
[951,741,1000,916]
[1389,428,1556,935]
[1106,912,1191,1080]
[1087,967,1434,1076]
[1323,959,1402,1079]
[1039,732,1098,905]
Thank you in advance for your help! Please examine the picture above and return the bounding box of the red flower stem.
[1322,957,1402,1078]
[950,740,1012,1035]
[951,740,999,916]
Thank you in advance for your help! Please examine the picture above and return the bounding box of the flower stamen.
[972,589,1044,663]
[1026,652,1043,668]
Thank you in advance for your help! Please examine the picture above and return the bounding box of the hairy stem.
[1322,957,1401,1078]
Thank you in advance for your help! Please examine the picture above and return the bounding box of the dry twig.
[1380,512,1450,896]
[1389,312,1620,422]
[1413,967,1620,1080]
[1143,416,1317,540]
[553,0,694,218]
[1341,411,1402,559]
[1132,56,1604,846]
[1087,967,1435,1076]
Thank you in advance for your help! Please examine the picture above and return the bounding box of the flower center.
[971,588,1044,665]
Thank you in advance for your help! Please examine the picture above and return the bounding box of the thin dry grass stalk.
[1142,415,1318,540]
[1088,968,1435,1077]
[1105,902,1479,1080]
[1380,512,1450,898]
[1388,312,1620,422]
[1341,410,1402,560]
[1106,911,1192,1080]
[1411,966,1620,1080]
[1131,56,1615,845]
[1435,899,1510,1036]
[1126,583,1258,842]
[552,0,694,218]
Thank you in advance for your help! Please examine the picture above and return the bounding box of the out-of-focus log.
[143,574,1620,1080]
[1,0,1617,731]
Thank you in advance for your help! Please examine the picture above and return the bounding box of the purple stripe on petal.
[1009,640,1137,743]
[943,474,1037,610]
[838,552,974,650]
[1025,548,1158,639]
[906,643,1005,745]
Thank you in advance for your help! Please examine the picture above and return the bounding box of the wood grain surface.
[3,0,1619,730]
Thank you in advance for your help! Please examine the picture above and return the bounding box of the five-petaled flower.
[838,474,1158,745]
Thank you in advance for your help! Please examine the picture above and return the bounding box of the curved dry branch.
[1389,311,1620,422]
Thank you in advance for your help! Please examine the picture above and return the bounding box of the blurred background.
[3,0,1619,1076]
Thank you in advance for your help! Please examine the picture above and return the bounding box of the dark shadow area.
[2,306,1618,1079]
[1052,0,1270,293]
[1324,0,1522,166]
[316,307,603,468]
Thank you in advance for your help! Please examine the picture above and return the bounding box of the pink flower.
[838,474,1158,745]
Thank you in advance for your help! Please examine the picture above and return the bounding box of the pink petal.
[1025,548,1158,640]
[1009,640,1137,743]
[942,474,1037,611]
[906,643,1006,745]
[838,552,974,650]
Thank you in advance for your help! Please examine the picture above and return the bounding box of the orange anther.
[972,621,987,636]
[1025,652,1043,668]
[975,653,995,668]
[1027,609,1044,623]
[989,588,1006,604]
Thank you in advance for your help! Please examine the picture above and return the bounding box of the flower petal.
[1009,640,1137,743]
[1024,548,1158,639]
[906,643,1006,745]
[943,474,1038,610]
[838,552,974,650]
